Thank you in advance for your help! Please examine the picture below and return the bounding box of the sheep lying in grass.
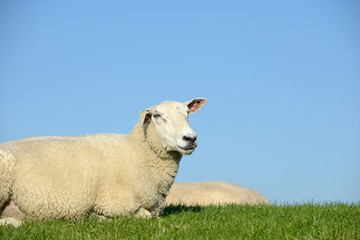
[166,181,270,206]
[0,98,207,226]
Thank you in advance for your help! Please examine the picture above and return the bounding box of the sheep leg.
[133,207,152,217]
[0,200,24,227]
[0,217,22,227]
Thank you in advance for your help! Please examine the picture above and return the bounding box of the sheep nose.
[183,135,197,143]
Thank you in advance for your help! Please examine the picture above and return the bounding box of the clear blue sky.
[1,1,359,203]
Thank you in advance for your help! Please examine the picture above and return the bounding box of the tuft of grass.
[0,202,359,239]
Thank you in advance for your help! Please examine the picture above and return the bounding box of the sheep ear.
[185,98,207,114]
[140,109,152,126]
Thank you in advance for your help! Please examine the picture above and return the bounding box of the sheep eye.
[153,114,161,119]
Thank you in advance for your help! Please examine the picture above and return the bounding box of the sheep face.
[141,98,207,155]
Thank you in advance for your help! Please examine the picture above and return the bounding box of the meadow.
[1,202,359,239]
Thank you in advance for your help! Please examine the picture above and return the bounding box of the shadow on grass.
[162,204,203,216]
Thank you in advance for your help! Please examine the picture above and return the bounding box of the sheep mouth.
[177,145,196,151]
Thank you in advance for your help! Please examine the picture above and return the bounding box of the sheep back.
[166,181,270,206]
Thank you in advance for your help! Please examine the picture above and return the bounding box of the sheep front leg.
[133,207,152,217]
[0,217,22,227]
[0,200,24,227]
[95,189,149,218]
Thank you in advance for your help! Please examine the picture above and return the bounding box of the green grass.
[1,202,359,239]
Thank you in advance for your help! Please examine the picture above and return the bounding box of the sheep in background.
[0,98,207,226]
[166,181,270,206]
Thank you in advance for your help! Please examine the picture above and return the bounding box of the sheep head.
[140,98,207,155]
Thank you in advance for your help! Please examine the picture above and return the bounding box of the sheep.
[0,98,207,226]
[166,181,270,206]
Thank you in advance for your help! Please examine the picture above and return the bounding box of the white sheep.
[166,181,270,206]
[0,98,207,226]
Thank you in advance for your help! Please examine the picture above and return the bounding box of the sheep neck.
[129,121,182,191]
